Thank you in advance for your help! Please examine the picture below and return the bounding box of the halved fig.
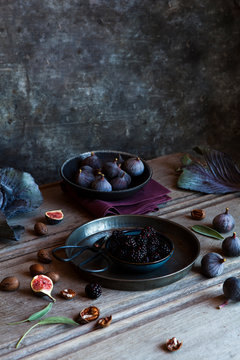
[31,274,56,302]
[45,210,64,225]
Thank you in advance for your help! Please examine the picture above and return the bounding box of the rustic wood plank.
[1,153,240,360]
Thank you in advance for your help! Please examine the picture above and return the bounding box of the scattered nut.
[79,306,100,324]
[166,337,183,351]
[37,249,52,264]
[0,276,20,291]
[45,271,60,284]
[34,222,48,236]
[191,209,206,220]
[96,315,112,328]
[60,288,76,300]
[29,263,45,276]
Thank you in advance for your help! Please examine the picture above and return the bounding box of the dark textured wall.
[1,0,240,184]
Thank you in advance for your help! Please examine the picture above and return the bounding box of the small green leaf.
[15,316,79,348]
[8,303,53,325]
[37,316,79,326]
[191,225,224,240]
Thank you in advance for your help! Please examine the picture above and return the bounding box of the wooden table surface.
[1,153,240,360]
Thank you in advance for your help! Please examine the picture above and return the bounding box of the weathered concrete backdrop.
[1,0,240,183]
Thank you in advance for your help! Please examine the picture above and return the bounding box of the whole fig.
[91,174,112,192]
[110,172,129,190]
[123,157,144,176]
[223,277,240,301]
[81,152,101,169]
[102,159,121,179]
[201,252,225,278]
[75,169,95,188]
[222,232,240,257]
[212,208,235,233]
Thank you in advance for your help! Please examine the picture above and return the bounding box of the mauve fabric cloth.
[61,179,171,218]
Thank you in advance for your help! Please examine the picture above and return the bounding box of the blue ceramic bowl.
[105,231,174,274]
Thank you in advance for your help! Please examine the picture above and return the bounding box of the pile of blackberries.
[107,226,172,263]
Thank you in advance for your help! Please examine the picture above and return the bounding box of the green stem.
[7,319,28,325]
[16,323,40,348]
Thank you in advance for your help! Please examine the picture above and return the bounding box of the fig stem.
[217,299,229,309]
[42,291,56,302]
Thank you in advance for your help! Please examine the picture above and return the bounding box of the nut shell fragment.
[96,315,112,328]
[60,288,76,300]
[79,306,100,324]
[166,337,183,351]
[191,209,206,220]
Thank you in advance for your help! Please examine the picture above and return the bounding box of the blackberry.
[124,236,137,249]
[85,283,102,299]
[158,241,171,258]
[130,249,145,263]
[107,226,172,264]
[148,252,161,262]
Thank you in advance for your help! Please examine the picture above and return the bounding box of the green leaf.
[37,316,79,326]
[191,225,224,240]
[7,303,53,325]
[16,316,79,348]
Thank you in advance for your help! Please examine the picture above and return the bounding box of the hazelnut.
[45,271,60,284]
[29,263,45,276]
[191,209,206,220]
[34,222,48,236]
[37,249,52,264]
[60,288,76,300]
[0,276,20,291]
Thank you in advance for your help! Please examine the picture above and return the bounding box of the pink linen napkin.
[61,179,171,218]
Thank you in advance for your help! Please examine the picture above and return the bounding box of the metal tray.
[64,215,200,291]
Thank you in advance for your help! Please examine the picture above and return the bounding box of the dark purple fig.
[123,157,144,176]
[223,277,240,301]
[212,208,235,233]
[75,169,95,188]
[81,152,101,169]
[81,165,94,174]
[91,174,112,192]
[201,252,225,278]
[102,159,121,179]
[118,170,131,186]
[110,172,129,190]
[110,171,131,190]
[117,153,124,165]
[222,232,240,257]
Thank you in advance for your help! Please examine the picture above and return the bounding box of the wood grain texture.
[0,153,240,359]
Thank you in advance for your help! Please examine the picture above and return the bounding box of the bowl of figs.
[60,150,152,200]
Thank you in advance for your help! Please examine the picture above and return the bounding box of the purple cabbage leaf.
[177,148,240,194]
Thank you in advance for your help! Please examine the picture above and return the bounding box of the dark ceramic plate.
[62,215,200,291]
[60,150,152,200]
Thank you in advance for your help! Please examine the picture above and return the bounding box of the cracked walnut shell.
[166,337,183,351]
